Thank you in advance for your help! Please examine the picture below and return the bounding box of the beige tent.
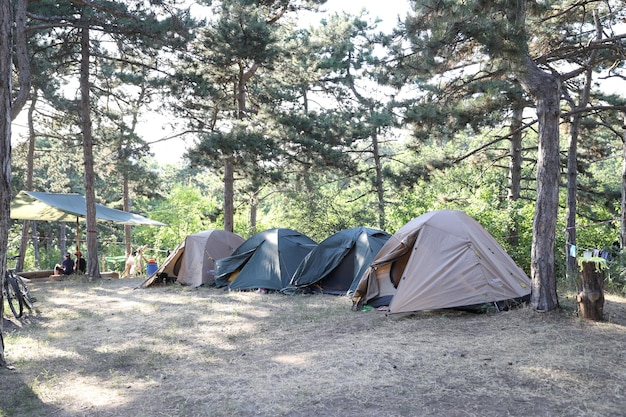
[141,230,244,287]
[353,210,531,314]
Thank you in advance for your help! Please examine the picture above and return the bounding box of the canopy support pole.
[76,217,80,253]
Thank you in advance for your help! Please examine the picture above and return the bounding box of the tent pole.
[76,217,80,252]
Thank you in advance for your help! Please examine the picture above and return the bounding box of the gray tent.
[352,210,531,314]
[289,227,391,295]
[141,230,245,287]
[215,228,317,291]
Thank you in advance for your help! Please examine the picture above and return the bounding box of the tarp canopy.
[10,191,166,226]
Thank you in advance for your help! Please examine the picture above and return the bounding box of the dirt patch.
[1,277,625,417]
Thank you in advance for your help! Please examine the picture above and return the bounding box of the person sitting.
[74,250,87,273]
[60,252,74,275]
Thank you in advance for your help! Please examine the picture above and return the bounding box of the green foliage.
[256,172,384,241]
[131,184,222,262]
[606,250,626,295]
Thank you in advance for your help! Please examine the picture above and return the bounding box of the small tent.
[352,210,531,314]
[141,230,244,287]
[214,228,317,291]
[289,227,391,295]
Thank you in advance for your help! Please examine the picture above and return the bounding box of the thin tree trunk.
[372,130,385,231]
[80,21,100,279]
[565,11,600,291]
[59,222,67,257]
[0,0,13,367]
[123,175,131,256]
[32,220,39,269]
[224,158,234,233]
[507,104,523,248]
[249,191,258,236]
[17,92,37,271]
[621,112,626,247]
[565,113,579,290]
[11,0,30,121]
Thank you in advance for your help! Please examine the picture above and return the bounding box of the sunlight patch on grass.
[40,377,131,411]
[271,352,314,366]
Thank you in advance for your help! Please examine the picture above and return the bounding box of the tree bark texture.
[10,0,30,121]
[507,103,523,248]
[17,91,37,271]
[519,57,561,312]
[565,13,599,291]
[620,112,626,248]
[565,113,579,288]
[80,22,100,278]
[0,0,13,367]
[576,260,605,321]
[372,130,386,231]
[124,176,131,256]
[224,158,234,233]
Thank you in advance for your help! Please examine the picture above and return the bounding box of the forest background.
[3,0,626,312]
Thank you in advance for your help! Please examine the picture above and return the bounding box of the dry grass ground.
[1,276,625,417]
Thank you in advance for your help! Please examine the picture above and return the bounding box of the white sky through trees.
[147,0,412,163]
[10,1,412,165]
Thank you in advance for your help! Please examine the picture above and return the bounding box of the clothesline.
[563,218,618,231]
[567,244,612,259]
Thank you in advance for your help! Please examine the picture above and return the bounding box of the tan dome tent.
[352,210,531,314]
[141,230,244,287]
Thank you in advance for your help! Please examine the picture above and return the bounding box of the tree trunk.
[59,222,67,256]
[80,21,100,279]
[0,0,13,367]
[224,158,234,232]
[123,175,131,256]
[372,130,386,231]
[576,260,605,321]
[32,220,39,269]
[17,92,37,271]
[507,103,523,248]
[621,112,626,248]
[518,57,561,312]
[10,0,30,122]
[565,114,579,290]
[249,191,258,236]
[565,11,599,291]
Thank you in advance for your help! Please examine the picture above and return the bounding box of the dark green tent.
[214,228,317,291]
[289,227,391,295]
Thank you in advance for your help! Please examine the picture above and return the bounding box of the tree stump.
[576,259,605,321]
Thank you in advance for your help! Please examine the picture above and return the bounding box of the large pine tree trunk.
[0,0,13,367]
[80,22,100,279]
[519,57,561,312]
